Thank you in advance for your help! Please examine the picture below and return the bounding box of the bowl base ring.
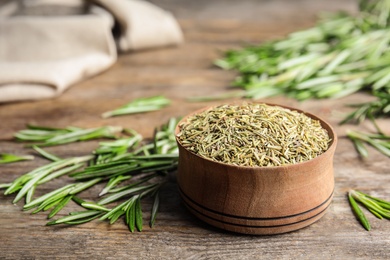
[179,187,333,235]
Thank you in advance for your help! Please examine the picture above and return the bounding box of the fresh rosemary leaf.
[72,196,86,206]
[99,175,132,196]
[358,191,390,210]
[81,201,110,212]
[367,208,384,220]
[125,203,131,226]
[25,184,36,204]
[135,197,143,232]
[98,183,158,205]
[100,200,128,221]
[24,179,101,212]
[70,164,137,180]
[26,124,66,131]
[48,195,74,219]
[356,196,389,216]
[0,153,34,164]
[35,189,72,213]
[369,140,390,157]
[47,210,103,225]
[107,174,156,193]
[0,183,11,189]
[94,130,142,163]
[37,164,84,185]
[6,155,93,203]
[296,75,340,90]
[122,196,138,212]
[62,212,105,225]
[24,184,74,211]
[69,178,102,195]
[109,210,125,224]
[347,130,390,158]
[72,157,177,180]
[15,125,123,147]
[150,191,160,228]
[128,203,136,232]
[351,139,369,158]
[32,146,61,162]
[101,96,170,118]
[348,189,390,230]
[348,190,371,231]
[341,91,390,124]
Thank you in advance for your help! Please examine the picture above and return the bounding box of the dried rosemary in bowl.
[177,103,331,167]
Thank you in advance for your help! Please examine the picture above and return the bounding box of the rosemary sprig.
[1,118,180,232]
[348,190,390,230]
[208,0,390,106]
[2,155,93,203]
[93,128,142,164]
[340,91,390,124]
[96,182,161,231]
[46,118,179,230]
[101,96,171,118]
[23,178,102,218]
[0,153,34,164]
[14,125,123,147]
[347,129,390,158]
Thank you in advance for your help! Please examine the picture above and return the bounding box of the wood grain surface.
[1,0,390,259]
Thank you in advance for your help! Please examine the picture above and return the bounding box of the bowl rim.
[175,102,337,171]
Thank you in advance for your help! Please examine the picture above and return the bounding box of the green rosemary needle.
[101,96,171,118]
[15,125,123,147]
[347,130,390,158]
[340,91,390,125]
[99,175,132,196]
[46,210,104,226]
[32,145,62,162]
[149,191,160,228]
[0,153,34,164]
[348,190,371,231]
[348,189,390,230]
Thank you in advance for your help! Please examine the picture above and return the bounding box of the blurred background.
[0,0,357,21]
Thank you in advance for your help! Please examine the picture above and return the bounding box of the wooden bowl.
[175,103,337,235]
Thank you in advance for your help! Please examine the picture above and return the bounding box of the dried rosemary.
[177,103,331,167]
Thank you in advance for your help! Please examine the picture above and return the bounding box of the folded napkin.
[0,0,183,103]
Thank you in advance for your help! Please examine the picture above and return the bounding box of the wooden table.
[1,0,389,259]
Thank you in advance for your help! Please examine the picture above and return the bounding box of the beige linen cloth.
[0,0,183,103]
